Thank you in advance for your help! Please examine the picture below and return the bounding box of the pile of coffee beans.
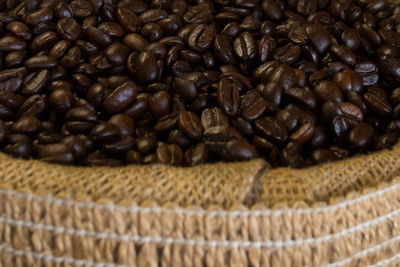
[0,0,399,168]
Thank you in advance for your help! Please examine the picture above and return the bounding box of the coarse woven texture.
[0,139,400,266]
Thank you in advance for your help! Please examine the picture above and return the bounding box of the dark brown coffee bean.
[0,91,24,111]
[0,35,26,51]
[6,21,32,40]
[258,36,276,63]
[103,81,137,114]
[140,9,168,23]
[213,34,235,65]
[284,87,317,109]
[338,102,363,122]
[378,56,400,87]
[57,18,81,41]
[149,90,171,118]
[297,0,317,15]
[274,43,301,65]
[313,80,343,103]
[156,143,183,165]
[348,122,374,151]
[312,149,339,164]
[306,25,332,54]
[363,92,392,117]
[178,110,204,140]
[341,28,361,51]
[17,95,47,118]
[281,142,305,168]
[269,64,298,90]
[332,69,364,93]
[217,77,240,116]
[255,117,288,144]
[21,70,49,96]
[24,55,57,70]
[30,31,58,53]
[262,0,283,21]
[222,139,258,161]
[239,90,267,120]
[11,116,43,135]
[184,143,208,166]
[70,0,93,18]
[25,7,53,25]
[330,44,357,66]
[125,150,142,164]
[233,32,257,60]
[49,89,74,115]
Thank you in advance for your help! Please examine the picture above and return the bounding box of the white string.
[367,253,400,267]
[0,244,135,267]
[1,206,399,248]
[0,181,399,217]
[324,235,400,266]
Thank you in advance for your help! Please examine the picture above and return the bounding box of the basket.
[0,140,400,266]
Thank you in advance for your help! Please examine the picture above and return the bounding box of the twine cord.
[0,181,399,216]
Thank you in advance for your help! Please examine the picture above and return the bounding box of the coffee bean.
[332,69,364,93]
[184,143,208,166]
[255,117,288,144]
[217,78,240,116]
[363,92,392,117]
[21,70,49,96]
[223,139,258,161]
[103,81,138,114]
[11,116,43,135]
[0,35,26,51]
[233,32,257,60]
[262,0,283,21]
[314,80,343,103]
[149,90,171,118]
[348,122,374,150]
[239,90,267,120]
[57,18,81,41]
[213,34,235,65]
[17,95,47,118]
[6,21,32,40]
[156,143,183,165]
[274,43,301,65]
[178,110,204,140]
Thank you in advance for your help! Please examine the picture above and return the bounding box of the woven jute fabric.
[0,140,399,266]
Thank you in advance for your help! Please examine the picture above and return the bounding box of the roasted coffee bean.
[30,31,58,53]
[90,122,120,142]
[223,139,258,161]
[363,92,392,117]
[156,143,183,165]
[0,35,26,51]
[332,69,364,93]
[57,18,81,41]
[255,117,288,144]
[49,89,74,115]
[217,78,240,116]
[313,80,343,103]
[21,70,49,96]
[274,43,301,65]
[70,0,93,18]
[262,0,283,21]
[178,110,204,140]
[213,34,235,65]
[149,90,171,118]
[6,21,32,40]
[348,122,374,150]
[330,45,357,66]
[11,116,43,135]
[17,95,47,118]
[233,32,257,60]
[184,143,208,166]
[0,0,396,167]
[103,81,138,114]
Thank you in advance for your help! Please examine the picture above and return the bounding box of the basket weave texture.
[0,140,400,266]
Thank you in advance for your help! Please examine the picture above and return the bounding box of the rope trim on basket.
[0,244,136,267]
[1,180,399,216]
[1,199,399,248]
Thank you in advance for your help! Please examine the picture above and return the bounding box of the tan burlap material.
[0,140,399,266]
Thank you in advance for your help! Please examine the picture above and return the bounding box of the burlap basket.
[0,136,399,267]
